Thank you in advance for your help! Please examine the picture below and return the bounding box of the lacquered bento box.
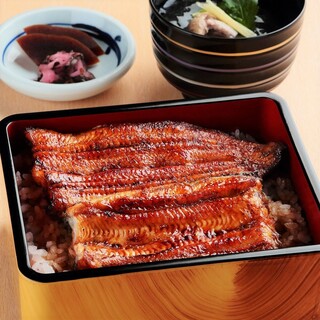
[1,93,320,319]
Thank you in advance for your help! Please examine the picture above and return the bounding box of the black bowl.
[150,0,305,52]
[150,0,305,97]
[152,30,298,83]
[151,22,301,70]
[156,59,293,98]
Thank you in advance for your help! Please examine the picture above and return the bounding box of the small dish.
[0,7,136,101]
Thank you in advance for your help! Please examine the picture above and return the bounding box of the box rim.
[1,92,319,283]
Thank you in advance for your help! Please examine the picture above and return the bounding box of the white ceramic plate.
[0,7,136,101]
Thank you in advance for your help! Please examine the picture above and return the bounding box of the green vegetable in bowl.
[196,0,257,37]
[219,0,259,31]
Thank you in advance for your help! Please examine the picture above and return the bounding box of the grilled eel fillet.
[26,121,282,211]
[75,220,278,269]
[68,181,270,246]
[25,121,282,153]
[25,121,282,268]
[67,179,279,269]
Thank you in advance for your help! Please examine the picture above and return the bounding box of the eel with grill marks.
[67,175,260,214]
[66,177,279,268]
[31,138,281,186]
[45,161,260,188]
[48,164,261,211]
[25,121,283,269]
[25,121,282,158]
[74,219,279,269]
[67,185,268,246]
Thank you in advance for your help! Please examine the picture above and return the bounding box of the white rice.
[264,177,311,247]
[16,170,74,273]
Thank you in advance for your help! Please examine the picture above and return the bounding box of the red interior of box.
[6,96,320,243]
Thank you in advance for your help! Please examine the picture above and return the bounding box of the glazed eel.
[25,121,282,269]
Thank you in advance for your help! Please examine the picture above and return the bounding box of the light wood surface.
[0,1,319,319]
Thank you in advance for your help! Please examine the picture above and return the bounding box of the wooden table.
[0,1,319,319]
